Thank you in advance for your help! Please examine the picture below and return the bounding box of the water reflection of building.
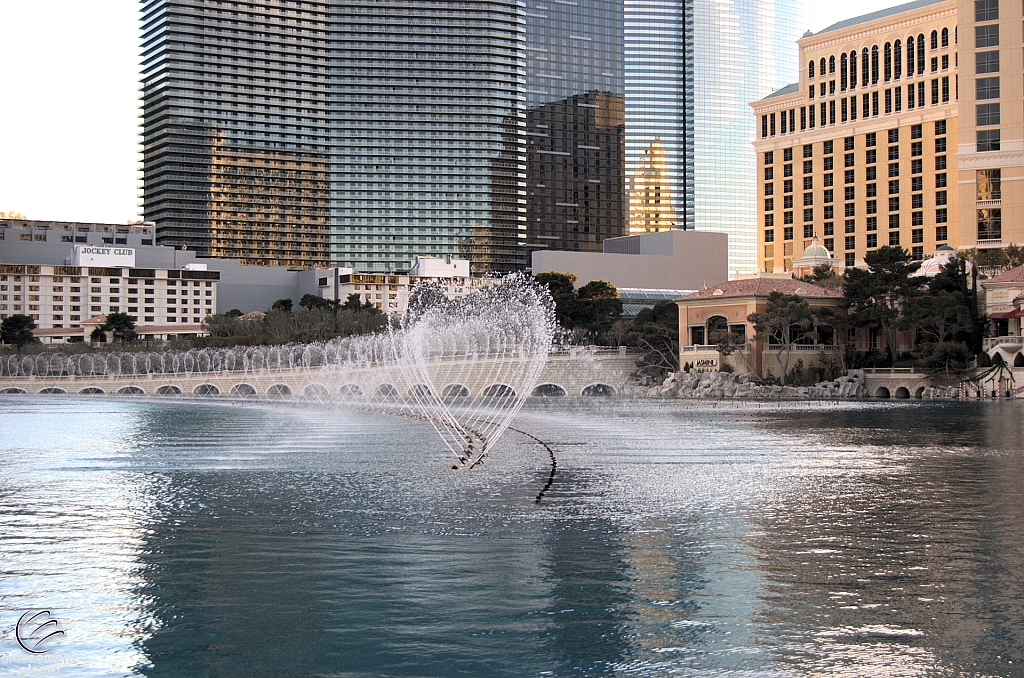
[525,92,626,253]
[628,138,676,234]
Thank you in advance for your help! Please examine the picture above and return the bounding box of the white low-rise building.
[0,245,218,343]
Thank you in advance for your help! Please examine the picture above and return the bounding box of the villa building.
[675,274,844,379]
[981,264,1024,363]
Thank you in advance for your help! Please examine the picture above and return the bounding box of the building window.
[885,89,892,114]
[911,141,922,156]
[976,50,1000,74]
[765,167,774,180]
[866,183,877,197]
[804,224,814,238]
[935,156,946,170]
[867,217,878,231]
[977,103,1000,126]
[912,246,924,260]
[804,208,814,222]
[845,253,856,267]
[888,163,899,177]
[889,197,900,212]
[784,179,793,193]
[931,79,939,104]
[936,226,947,242]
[803,144,813,158]
[935,120,946,135]
[784,147,793,161]
[935,173,947,188]
[824,173,834,187]
[765,199,774,211]
[845,219,856,234]
[764,151,774,165]
[824,222,835,236]
[977,209,1001,240]
[824,238,834,252]
[844,153,855,167]
[866,149,877,164]
[889,214,900,229]
[784,195,793,209]
[824,189,833,203]
[867,200,877,214]
[888,128,899,144]
[784,212,794,224]
[930,30,938,50]
[824,206,834,220]
[824,140,833,155]
[889,231,900,246]
[845,186,855,201]
[845,203,856,217]
[871,45,879,83]
[784,226,794,240]
[912,212,923,226]
[912,194,923,209]
[784,163,793,177]
[823,157,833,171]
[941,27,949,47]
[975,0,998,22]
[912,228,924,243]
[867,233,878,248]
[803,193,813,207]
[889,179,899,194]
[764,229,775,242]
[936,208,948,223]
[894,40,902,79]
[765,214,775,227]
[765,183,774,196]
[865,132,876,147]
[941,76,949,102]
[803,176,813,190]
[977,169,1001,200]
[845,236,856,251]
[935,191,947,206]
[888,146,899,160]
[977,130,1001,152]
[803,160,813,174]
[908,83,916,108]
[975,25,999,48]
[808,60,815,78]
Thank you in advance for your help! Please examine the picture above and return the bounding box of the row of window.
[807,30,952,98]
[763,78,953,137]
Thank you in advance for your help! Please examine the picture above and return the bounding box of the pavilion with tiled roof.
[981,265,1024,364]
[675,274,845,379]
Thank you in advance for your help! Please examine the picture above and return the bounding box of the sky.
[0,0,904,225]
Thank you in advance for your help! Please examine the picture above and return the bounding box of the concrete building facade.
[530,230,728,291]
[752,0,960,273]
[955,0,1024,250]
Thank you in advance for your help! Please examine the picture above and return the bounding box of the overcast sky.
[0,0,901,224]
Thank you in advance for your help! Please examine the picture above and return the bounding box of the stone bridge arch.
[581,383,615,396]
[531,383,567,396]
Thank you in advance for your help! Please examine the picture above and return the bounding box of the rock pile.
[640,369,869,399]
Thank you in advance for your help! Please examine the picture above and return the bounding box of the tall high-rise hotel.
[141,0,801,273]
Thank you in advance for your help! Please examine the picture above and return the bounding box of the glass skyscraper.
[625,0,802,274]
[144,0,622,273]
[142,0,799,274]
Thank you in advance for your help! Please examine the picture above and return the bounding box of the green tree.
[626,300,679,379]
[533,272,622,341]
[299,293,333,311]
[341,293,380,313]
[841,245,923,364]
[271,298,293,313]
[226,308,243,318]
[799,263,842,290]
[747,291,815,385]
[0,314,36,349]
[100,312,138,343]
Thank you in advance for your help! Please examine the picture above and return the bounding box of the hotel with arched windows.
[752,0,1024,273]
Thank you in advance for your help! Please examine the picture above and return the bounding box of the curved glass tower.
[625,0,803,274]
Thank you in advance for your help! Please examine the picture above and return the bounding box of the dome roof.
[916,248,974,277]
[800,237,831,259]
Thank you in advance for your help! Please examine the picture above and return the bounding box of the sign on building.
[72,245,136,268]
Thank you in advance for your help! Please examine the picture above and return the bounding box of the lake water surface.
[0,397,1022,677]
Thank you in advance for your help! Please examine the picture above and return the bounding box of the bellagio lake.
[1,396,1022,677]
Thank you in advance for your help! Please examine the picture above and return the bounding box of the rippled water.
[1,397,1023,677]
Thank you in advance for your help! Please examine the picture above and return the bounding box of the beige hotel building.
[753,0,1022,273]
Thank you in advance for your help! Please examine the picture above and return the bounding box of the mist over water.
[1,397,1022,677]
